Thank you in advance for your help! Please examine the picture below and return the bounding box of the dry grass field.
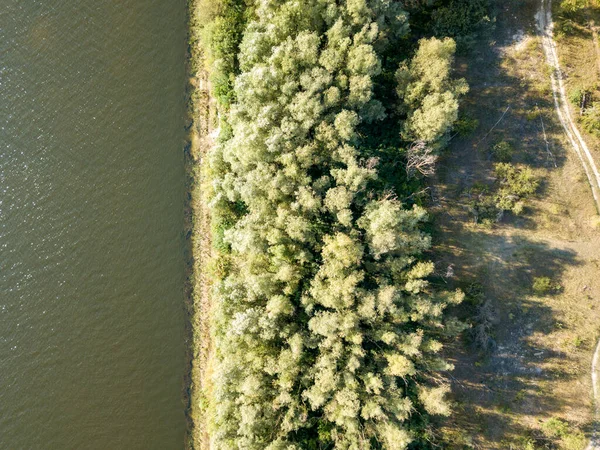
[434,1,600,448]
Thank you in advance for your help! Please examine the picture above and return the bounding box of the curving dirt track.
[536,1,600,447]
[536,0,600,208]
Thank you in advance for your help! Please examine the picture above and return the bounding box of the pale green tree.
[396,37,468,145]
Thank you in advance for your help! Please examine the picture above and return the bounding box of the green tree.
[207,1,466,448]
[396,37,468,146]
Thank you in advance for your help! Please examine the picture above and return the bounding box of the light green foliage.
[542,418,586,450]
[494,163,538,214]
[532,276,559,295]
[207,1,465,448]
[470,164,538,223]
[560,0,598,12]
[396,37,468,146]
[418,384,452,416]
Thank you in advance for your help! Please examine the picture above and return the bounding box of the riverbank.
[184,0,216,448]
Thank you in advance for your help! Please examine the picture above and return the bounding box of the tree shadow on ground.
[430,0,597,447]
[437,0,569,188]
[434,232,584,447]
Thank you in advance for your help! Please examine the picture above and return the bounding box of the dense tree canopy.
[396,37,468,146]
[205,0,467,448]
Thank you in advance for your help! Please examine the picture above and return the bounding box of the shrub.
[525,109,541,121]
[470,193,502,224]
[494,163,538,214]
[470,164,538,223]
[581,106,600,136]
[532,276,556,295]
[431,0,490,51]
[202,0,251,108]
[491,141,514,162]
[454,114,479,136]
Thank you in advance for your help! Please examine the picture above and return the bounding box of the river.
[0,1,186,448]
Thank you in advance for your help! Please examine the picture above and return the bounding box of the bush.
[494,163,538,214]
[532,276,557,295]
[470,192,502,224]
[581,106,600,136]
[454,114,479,136]
[470,164,538,224]
[202,0,251,108]
[491,141,514,162]
[525,109,541,121]
[432,0,490,50]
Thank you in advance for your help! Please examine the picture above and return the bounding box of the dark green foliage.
[200,0,252,108]
[454,114,479,136]
[431,0,490,38]
[209,0,247,106]
[490,141,513,162]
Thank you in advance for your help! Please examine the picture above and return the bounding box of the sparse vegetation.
[431,0,600,447]
[467,282,497,352]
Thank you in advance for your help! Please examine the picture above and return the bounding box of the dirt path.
[536,0,600,210]
[536,1,600,447]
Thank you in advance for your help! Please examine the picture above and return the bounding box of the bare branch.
[406,141,438,178]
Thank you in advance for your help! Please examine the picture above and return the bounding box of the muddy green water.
[0,1,186,448]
